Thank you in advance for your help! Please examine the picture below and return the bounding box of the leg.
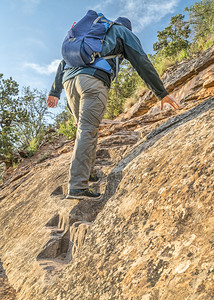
[66,74,109,190]
[63,78,80,124]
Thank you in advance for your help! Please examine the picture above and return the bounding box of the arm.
[126,43,180,109]
[125,43,181,109]
[47,60,66,108]
[119,28,169,100]
[103,26,180,109]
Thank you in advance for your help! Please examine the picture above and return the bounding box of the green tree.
[105,60,142,119]
[0,74,29,167]
[185,0,214,43]
[18,87,50,149]
[0,74,51,167]
[153,14,191,57]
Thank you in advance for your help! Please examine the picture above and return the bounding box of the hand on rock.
[161,95,181,110]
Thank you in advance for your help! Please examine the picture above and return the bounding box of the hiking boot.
[89,173,100,182]
[66,188,101,200]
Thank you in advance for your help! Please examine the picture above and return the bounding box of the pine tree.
[153,14,191,57]
[185,0,214,42]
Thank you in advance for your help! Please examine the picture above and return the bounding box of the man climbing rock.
[47,10,180,200]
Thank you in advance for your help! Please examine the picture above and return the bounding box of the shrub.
[26,128,46,156]
[57,116,77,140]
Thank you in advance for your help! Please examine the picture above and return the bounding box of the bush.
[194,34,214,52]
[57,116,77,140]
[104,60,144,119]
[176,48,191,62]
[0,74,52,167]
[149,53,176,77]
[26,127,46,156]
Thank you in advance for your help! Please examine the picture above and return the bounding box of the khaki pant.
[64,74,109,190]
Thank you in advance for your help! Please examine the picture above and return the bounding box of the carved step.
[37,229,69,260]
[37,201,97,264]
[66,221,92,261]
[45,213,59,227]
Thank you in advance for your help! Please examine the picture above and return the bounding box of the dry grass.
[123,87,148,111]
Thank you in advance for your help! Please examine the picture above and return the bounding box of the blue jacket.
[49,24,169,100]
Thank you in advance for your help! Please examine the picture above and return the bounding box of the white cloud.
[24,59,61,75]
[92,0,114,12]
[92,0,180,33]
[122,0,180,32]
[21,0,40,13]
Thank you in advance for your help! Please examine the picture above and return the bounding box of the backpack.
[61,10,121,75]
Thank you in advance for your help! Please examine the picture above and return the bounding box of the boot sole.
[89,177,101,184]
[89,178,101,184]
[66,194,103,200]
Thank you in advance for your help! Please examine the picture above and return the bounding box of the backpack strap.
[115,56,119,82]
[102,54,123,60]
[102,54,123,82]
[93,14,104,24]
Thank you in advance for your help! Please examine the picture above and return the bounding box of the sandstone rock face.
[0,47,214,300]
[0,98,213,300]
[0,260,16,300]
[43,99,213,300]
[122,45,214,120]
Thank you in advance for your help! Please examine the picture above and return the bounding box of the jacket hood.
[114,17,132,31]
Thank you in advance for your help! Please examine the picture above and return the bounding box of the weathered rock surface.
[43,98,214,300]
[0,46,214,300]
[121,45,214,119]
[0,260,16,300]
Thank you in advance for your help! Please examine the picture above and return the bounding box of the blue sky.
[0,0,197,103]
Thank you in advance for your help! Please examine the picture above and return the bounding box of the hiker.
[47,10,180,200]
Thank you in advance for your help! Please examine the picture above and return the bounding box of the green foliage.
[28,138,39,154]
[175,48,191,61]
[18,87,50,148]
[198,34,214,51]
[185,0,214,43]
[55,106,77,140]
[55,106,70,128]
[151,0,214,77]
[0,74,29,166]
[0,74,51,167]
[57,115,77,140]
[148,53,176,76]
[26,126,46,156]
[153,14,191,57]
[105,60,144,119]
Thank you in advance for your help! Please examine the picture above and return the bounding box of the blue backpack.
[62,10,119,74]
